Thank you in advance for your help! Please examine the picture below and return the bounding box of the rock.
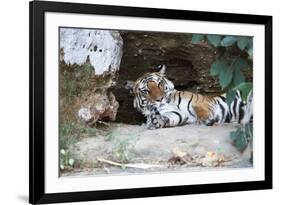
[60,28,123,75]
[59,28,123,126]
[62,123,252,176]
[78,91,119,126]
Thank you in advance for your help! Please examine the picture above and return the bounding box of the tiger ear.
[158,64,166,75]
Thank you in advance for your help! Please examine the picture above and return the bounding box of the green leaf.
[226,89,236,106]
[219,66,233,89]
[68,158,75,166]
[237,37,249,50]
[234,82,253,102]
[233,68,245,86]
[221,36,237,47]
[210,60,227,76]
[191,34,204,43]
[245,123,253,141]
[232,57,248,87]
[233,57,249,70]
[247,48,253,59]
[60,149,66,155]
[230,126,248,152]
[230,131,237,141]
[230,123,252,152]
[235,132,248,152]
[207,35,221,47]
[247,38,253,49]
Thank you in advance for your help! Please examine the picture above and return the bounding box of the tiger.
[125,65,253,129]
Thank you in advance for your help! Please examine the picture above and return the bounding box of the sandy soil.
[62,123,252,177]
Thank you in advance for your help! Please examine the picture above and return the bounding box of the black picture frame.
[29,0,272,204]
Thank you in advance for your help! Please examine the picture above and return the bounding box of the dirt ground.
[62,123,252,177]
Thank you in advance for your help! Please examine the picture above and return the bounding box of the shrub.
[192,34,253,152]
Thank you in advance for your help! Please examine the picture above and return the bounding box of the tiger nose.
[155,97,163,102]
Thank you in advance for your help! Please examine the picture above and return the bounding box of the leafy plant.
[105,130,120,141]
[210,57,248,88]
[60,148,76,170]
[207,35,221,47]
[59,122,100,171]
[60,63,95,100]
[59,122,81,171]
[112,134,139,163]
[191,34,204,43]
[192,34,253,152]
[230,123,253,152]
[192,34,253,104]
[192,34,253,59]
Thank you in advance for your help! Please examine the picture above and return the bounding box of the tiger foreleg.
[146,109,169,129]
[146,106,184,129]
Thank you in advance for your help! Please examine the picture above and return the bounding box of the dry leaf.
[172,148,187,158]
[201,151,226,167]
[169,148,191,165]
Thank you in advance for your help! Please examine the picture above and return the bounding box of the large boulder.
[60,28,123,75]
[60,28,123,126]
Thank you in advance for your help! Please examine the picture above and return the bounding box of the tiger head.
[124,65,175,116]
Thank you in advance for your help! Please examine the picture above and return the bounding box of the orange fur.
[175,91,214,121]
[193,105,211,121]
[147,81,164,102]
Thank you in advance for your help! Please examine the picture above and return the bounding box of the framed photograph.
[29,0,272,204]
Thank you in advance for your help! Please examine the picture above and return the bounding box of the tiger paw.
[146,111,167,129]
[203,119,216,126]
[197,119,216,126]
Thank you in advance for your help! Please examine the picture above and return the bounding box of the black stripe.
[166,93,171,103]
[177,92,181,109]
[187,94,195,117]
[218,103,225,123]
[219,96,226,101]
[162,77,168,85]
[227,100,233,121]
[238,101,245,123]
[158,80,163,88]
[225,112,231,123]
[218,96,230,122]
[171,111,182,125]
[136,93,146,109]
[232,97,238,119]
[145,77,153,82]
[137,93,145,106]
